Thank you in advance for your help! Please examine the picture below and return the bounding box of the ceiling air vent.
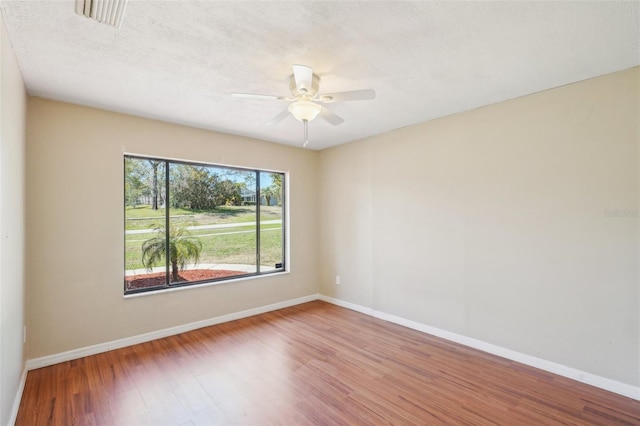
[75,0,128,28]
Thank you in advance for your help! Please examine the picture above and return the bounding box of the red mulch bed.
[126,269,245,289]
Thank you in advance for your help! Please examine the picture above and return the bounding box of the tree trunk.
[150,161,159,210]
[171,259,179,282]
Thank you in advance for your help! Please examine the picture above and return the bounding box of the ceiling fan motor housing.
[289,74,320,98]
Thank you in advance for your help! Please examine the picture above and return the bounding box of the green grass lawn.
[125,205,282,230]
[125,205,195,218]
[125,224,283,271]
[125,204,284,273]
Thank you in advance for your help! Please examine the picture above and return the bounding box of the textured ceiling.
[1,1,639,150]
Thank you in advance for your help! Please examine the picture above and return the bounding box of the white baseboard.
[26,294,319,371]
[317,294,374,315]
[9,365,27,426]
[318,294,640,401]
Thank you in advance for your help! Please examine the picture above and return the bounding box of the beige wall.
[26,98,319,358]
[21,65,640,390]
[319,67,640,386]
[0,17,27,426]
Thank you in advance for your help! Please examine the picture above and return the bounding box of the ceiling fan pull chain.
[303,120,309,148]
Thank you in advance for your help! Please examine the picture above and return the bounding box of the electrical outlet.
[336,275,341,285]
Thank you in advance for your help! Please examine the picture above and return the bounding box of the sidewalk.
[126,219,282,235]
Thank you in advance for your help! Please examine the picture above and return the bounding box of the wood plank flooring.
[16,301,640,425]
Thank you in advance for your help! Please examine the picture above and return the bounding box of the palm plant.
[261,186,276,206]
[141,225,203,282]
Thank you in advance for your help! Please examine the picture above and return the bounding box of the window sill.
[123,270,290,299]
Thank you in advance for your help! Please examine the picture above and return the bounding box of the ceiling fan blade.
[293,64,313,94]
[266,109,291,126]
[318,89,376,103]
[232,93,288,101]
[319,105,344,126]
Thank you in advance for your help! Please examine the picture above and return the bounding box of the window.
[124,155,285,294]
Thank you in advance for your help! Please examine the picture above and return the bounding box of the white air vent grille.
[75,0,128,28]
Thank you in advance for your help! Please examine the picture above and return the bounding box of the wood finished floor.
[16,301,640,425]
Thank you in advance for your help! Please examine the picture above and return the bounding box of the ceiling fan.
[232,65,376,147]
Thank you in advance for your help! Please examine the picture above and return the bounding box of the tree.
[172,165,243,210]
[141,225,202,282]
[217,179,243,206]
[270,173,282,192]
[172,166,217,209]
[230,182,246,206]
[269,173,283,206]
[262,186,275,206]
[125,158,146,208]
[148,160,162,210]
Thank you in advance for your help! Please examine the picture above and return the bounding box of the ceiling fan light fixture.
[75,0,128,28]
[288,101,322,122]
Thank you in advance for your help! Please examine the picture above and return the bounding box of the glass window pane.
[260,171,284,271]
[168,164,257,285]
[125,155,286,294]
[125,157,168,291]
